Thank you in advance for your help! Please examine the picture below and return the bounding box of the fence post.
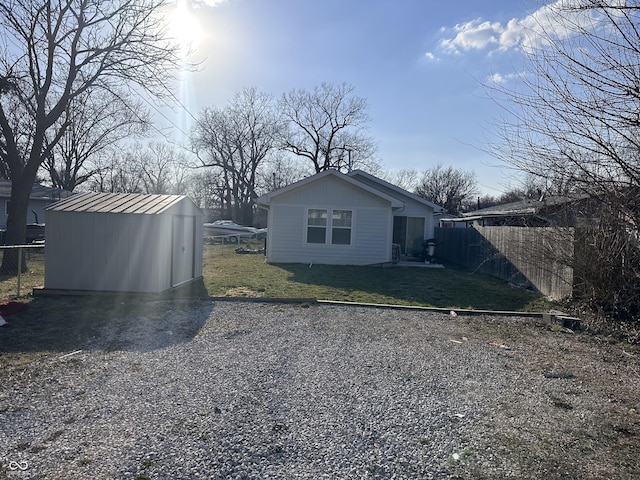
[17,246,22,297]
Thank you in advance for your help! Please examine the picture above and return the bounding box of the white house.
[43,192,203,294]
[256,169,444,266]
[0,180,71,228]
[346,170,444,255]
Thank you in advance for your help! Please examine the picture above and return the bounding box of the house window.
[331,209,352,245]
[307,208,327,243]
[306,208,353,245]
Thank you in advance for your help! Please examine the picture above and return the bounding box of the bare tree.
[183,170,220,213]
[0,0,183,272]
[192,88,281,225]
[88,149,144,194]
[379,168,420,192]
[415,164,478,215]
[258,155,310,194]
[88,141,189,195]
[43,89,149,192]
[280,82,377,173]
[138,142,180,195]
[490,1,640,324]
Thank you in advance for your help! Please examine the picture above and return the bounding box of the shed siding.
[267,204,391,265]
[46,212,171,292]
[44,194,202,293]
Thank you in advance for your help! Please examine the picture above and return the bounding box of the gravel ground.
[1,300,639,479]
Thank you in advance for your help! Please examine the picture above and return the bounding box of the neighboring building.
[256,169,444,266]
[438,216,467,229]
[0,180,71,228]
[43,192,203,294]
[440,194,592,228]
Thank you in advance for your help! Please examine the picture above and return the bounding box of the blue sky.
[167,0,561,195]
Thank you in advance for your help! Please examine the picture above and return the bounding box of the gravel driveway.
[1,300,639,479]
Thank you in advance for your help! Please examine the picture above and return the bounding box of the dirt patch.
[223,286,263,297]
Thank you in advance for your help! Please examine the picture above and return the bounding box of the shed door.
[172,215,195,287]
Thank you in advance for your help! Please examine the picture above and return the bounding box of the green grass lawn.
[0,243,553,312]
[0,248,45,301]
[202,243,553,312]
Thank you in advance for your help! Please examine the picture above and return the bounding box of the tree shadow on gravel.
[0,279,213,356]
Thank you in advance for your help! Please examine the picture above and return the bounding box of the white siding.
[44,195,202,293]
[349,173,437,238]
[275,175,391,209]
[266,175,394,265]
[267,204,391,265]
[424,213,435,240]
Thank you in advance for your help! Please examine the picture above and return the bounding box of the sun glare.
[169,0,205,53]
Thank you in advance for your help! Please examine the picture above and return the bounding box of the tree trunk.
[1,176,31,274]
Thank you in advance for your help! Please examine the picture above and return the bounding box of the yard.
[201,243,551,312]
[0,244,638,478]
[0,300,638,479]
[0,243,551,312]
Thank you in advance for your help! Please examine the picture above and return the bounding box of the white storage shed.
[43,192,203,293]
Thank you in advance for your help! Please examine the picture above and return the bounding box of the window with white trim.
[307,208,327,243]
[306,208,353,245]
[331,209,352,245]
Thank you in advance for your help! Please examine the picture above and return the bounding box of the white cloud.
[436,0,614,55]
[487,72,524,85]
[439,19,502,53]
[424,51,437,61]
[488,72,506,84]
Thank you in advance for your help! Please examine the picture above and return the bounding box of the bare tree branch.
[192,88,281,225]
[279,82,377,173]
[0,0,186,272]
[489,0,640,324]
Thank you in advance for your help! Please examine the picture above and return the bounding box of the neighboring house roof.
[463,194,589,218]
[46,192,200,215]
[256,169,404,208]
[445,194,591,225]
[347,170,445,213]
[464,200,538,218]
[0,180,70,200]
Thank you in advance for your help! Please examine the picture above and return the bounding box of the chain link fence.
[0,234,266,300]
[204,234,266,257]
[0,245,45,301]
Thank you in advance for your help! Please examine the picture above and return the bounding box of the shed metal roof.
[46,192,188,215]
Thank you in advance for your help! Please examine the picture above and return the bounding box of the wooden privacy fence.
[434,226,574,300]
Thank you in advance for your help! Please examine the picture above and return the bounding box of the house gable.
[257,169,403,208]
[347,170,444,214]
[268,174,394,210]
[259,170,395,265]
[258,169,446,265]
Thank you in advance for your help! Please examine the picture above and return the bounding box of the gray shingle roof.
[0,179,68,200]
